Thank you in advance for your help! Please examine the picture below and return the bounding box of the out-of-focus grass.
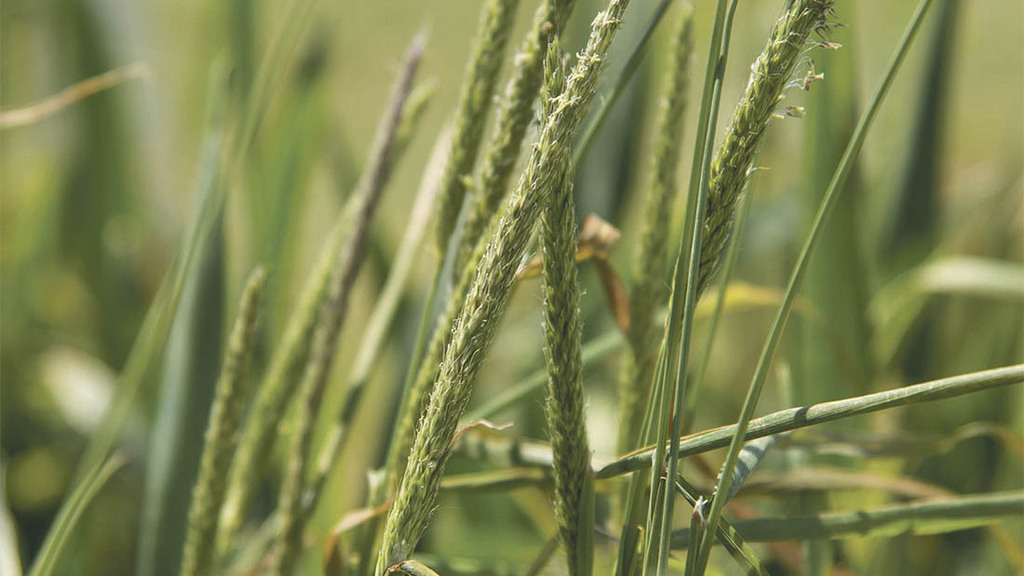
[1,0,1021,574]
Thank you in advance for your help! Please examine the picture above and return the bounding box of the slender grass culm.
[179,268,265,576]
[376,1,632,572]
[617,7,693,458]
[538,40,594,576]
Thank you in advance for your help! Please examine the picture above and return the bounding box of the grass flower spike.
[433,0,521,253]
[180,268,265,576]
[377,1,632,571]
[538,41,594,576]
[698,0,836,295]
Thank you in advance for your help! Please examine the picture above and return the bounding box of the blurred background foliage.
[1,0,1022,574]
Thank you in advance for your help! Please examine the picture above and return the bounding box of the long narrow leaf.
[28,456,125,576]
[672,490,1024,545]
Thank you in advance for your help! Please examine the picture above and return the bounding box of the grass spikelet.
[697,0,836,295]
[216,36,432,555]
[433,0,522,254]
[380,0,576,503]
[380,0,531,504]
[538,41,594,576]
[455,0,577,272]
[617,7,693,457]
[217,216,341,553]
[269,35,425,576]
[179,268,265,576]
[376,2,631,571]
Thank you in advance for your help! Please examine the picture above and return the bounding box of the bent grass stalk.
[180,268,265,576]
[269,36,425,576]
[598,364,1024,479]
[376,2,632,571]
[448,365,1024,477]
[538,42,594,576]
[694,1,933,572]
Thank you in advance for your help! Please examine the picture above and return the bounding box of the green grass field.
[1,0,1022,575]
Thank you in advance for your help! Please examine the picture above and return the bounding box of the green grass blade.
[136,63,230,576]
[798,21,871,405]
[0,455,22,576]
[467,329,623,421]
[137,218,225,576]
[693,1,936,572]
[652,1,740,572]
[618,4,694,459]
[572,0,672,168]
[638,0,732,569]
[674,476,767,576]
[596,364,1024,479]
[883,0,962,277]
[28,456,126,576]
[872,256,1024,367]
[672,490,1024,545]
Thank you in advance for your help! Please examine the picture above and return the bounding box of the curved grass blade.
[871,256,1024,367]
[28,455,126,576]
[0,455,22,576]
